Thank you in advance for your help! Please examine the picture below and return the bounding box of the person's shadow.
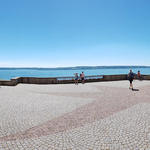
[132,88,139,91]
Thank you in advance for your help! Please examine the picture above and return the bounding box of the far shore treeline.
[0,66,150,70]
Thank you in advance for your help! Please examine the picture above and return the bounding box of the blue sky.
[0,0,150,67]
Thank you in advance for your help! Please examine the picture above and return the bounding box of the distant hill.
[0,66,150,70]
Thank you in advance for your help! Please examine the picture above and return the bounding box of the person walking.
[128,69,135,90]
[81,72,85,84]
[74,73,79,85]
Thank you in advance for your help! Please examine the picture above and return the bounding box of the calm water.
[0,67,150,80]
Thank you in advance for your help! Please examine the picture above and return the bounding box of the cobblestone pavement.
[0,81,150,149]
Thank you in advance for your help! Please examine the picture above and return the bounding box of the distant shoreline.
[0,66,150,70]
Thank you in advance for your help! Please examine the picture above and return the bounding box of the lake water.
[0,67,150,80]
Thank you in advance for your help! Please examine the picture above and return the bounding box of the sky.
[0,0,150,67]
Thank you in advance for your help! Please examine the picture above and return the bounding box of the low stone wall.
[57,78,105,84]
[20,77,57,84]
[103,74,128,81]
[0,74,150,86]
[0,80,15,86]
[142,75,150,80]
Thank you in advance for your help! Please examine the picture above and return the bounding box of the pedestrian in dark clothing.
[128,70,135,90]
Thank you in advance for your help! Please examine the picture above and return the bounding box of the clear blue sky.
[0,0,150,67]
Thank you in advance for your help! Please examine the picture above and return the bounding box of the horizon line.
[0,65,150,69]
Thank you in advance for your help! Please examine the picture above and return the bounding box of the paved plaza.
[0,80,150,149]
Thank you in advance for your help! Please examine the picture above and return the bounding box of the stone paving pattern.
[0,81,150,149]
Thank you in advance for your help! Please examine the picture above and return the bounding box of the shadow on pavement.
[132,88,139,91]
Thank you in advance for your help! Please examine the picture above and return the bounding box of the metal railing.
[57,75,103,81]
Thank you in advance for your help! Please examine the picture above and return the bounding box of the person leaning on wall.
[137,70,143,80]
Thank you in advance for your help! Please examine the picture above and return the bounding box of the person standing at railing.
[81,72,85,84]
[137,70,142,80]
[74,73,79,85]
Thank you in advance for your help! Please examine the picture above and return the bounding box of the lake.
[0,67,150,80]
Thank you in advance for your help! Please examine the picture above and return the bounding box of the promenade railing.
[57,75,104,81]
[1,74,150,86]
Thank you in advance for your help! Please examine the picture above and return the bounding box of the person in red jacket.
[137,70,142,80]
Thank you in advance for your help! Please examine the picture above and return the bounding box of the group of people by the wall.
[74,70,143,89]
[74,72,85,85]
